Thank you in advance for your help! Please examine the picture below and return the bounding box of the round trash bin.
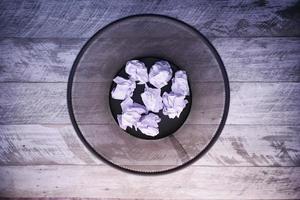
[67,14,230,174]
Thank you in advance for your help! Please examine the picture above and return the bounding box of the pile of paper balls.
[111,60,190,137]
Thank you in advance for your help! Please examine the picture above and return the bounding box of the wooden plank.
[0,83,69,124]
[0,124,299,167]
[0,198,281,200]
[0,125,100,165]
[228,82,300,125]
[8,198,275,200]
[0,198,295,200]
[0,165,299,199]
[203,125,300,167]
[0,38,85,82]
[213,37,300,82]
[0,198,218,200]
[0,82,299,125]
[0,198,143,200]
[0,38,299,82]
[0,0,299,38]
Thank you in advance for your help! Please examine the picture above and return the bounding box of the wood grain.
[0,124,299,167]
[0,125,100,165]
[1,198,296,200]
[0,165,299,199]
[0,82,299,125]
[0,38,84,82]
[0,0,299,38]
[0,1,299,199]
[0,37,299,82]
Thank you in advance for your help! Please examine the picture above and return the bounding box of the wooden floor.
[0,0,300,199]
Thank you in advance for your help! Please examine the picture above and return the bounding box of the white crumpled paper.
[162,92,188,119]
[113,59,190,137]
[117,98,147,130]
[149,61,173,89]
[117,98,161,137]
[171,70,190,96]
[136,113,161,137]
[125,60,148,84]
[141,85,163,113]
[111,76,136,100]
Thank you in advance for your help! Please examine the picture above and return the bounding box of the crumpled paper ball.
[111,76,136,100]
[149,61,173,89]
[141,85,163,113]
[125,60,148,84]
[162,92,188,119]
[171,70,190,96]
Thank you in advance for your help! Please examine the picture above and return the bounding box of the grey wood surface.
[0,165,299,199]
[0,124,299,167]
[1,38,299,82]
[0,0,300,199]
[1,82,299,125]
[0,0,299,38]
